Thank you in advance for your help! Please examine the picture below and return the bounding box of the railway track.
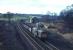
[19,22,60,50]
[16,23,51,50]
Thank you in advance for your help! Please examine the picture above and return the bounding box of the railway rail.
[19,22,60,50]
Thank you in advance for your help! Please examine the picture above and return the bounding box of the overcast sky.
[0,0,73,14]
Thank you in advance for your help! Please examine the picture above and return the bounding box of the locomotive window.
[48,26,56,28]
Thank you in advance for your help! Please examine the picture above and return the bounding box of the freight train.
[23,22,49,40]
[21,19,57,40]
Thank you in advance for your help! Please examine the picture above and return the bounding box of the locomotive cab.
[37,29,48,40]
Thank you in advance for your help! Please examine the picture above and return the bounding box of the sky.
[0,0,73,14]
